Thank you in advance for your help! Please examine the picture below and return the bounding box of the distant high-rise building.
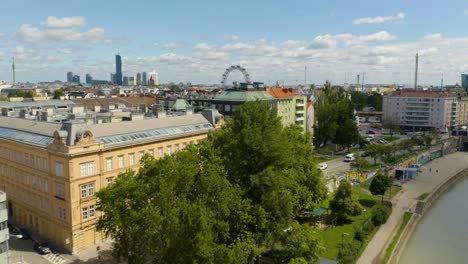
[72,75,80,83]
[142,72,147,85]
[148,71,158,86]
[462,74,468,89]
[136,73,142,85]
[67,72,73,83]
[86,74,93,84]
[110,73,115,84]
[123,76,129,86]
[115,54,123,85]
[129,76,135,86]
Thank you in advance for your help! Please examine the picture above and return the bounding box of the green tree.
[411,135,425,149]
[363,144,384,165]
[53,89,65,99]
[382,118,401,138]
[351,156,370,175]
[275,222,321,264]
[369,173,393,201]
[329,180,362,221]
[97,101,326,263]
[337,241,358,264]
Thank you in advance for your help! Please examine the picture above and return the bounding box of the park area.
[300,180,399,262]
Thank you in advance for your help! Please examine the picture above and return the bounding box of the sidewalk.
[357,151,468,264]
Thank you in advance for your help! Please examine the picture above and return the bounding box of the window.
[106,157,113,171]
[158,148,163,158]
[80,162,94,177]
[0,220,7,231]
[56,182,65,199]
[129,153,135,165]
[175,144,179,152]
[0,201,5,210]
[139,151,144,161]
[44,180,48,193]
[82,205,96,220]
[30,155,35,167]
[82,207,88,220]
[149,149,154,157]
[36,157,41,169]
[118,156,124,168]
[182,143,187,149]
[166,146,172,155]
[55,162,64,177]
[107,177,114,185]
[81,183,95,198]
[0,241,7,254]
[43,158,48,170]
[58,207,66,220]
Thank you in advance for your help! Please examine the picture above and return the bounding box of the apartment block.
[382,90,457,131]
[267,87,308,132]
[0,112,221,253]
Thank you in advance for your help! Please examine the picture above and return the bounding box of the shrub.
[371,203,392,226]
[362,220,375,235]
[354,229,365,243]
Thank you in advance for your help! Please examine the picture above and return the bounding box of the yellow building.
[0,113,220,253]
[456,94,468,127]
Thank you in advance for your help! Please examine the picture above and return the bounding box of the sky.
[0,0,467,86]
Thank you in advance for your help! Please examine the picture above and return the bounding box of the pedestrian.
[436,169,439,174]
[429,167,432,173]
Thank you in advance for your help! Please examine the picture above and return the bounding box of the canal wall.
[387,167,468,264]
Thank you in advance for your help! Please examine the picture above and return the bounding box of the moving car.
[344,153,355,162]
[318,163,328,170]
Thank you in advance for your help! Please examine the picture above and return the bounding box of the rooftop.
[213,90,274,102]
[388,90,455,98]
[267,87,299,98]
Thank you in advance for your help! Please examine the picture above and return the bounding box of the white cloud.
[163,42,183,49]
[15,17,104,43]
[230,35,240,41]
[465,10,468,15]
[56,48,71,54]
[353,12,405,25]
[193,42,213,51]
[41,16,87,28]
[424,33,443,41]
[15,46,41,62]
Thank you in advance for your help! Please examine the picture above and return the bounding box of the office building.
[136,73,142,86]
[0,113,222,253]
[123,77,129,86]
[0,191,8,263]
[85,74,93,84]
[110,73,115,84]
[72,75,80,84]
[142,72,147,86]
[462,74,468,89]
[382,90,457,132]
[267,87,307,132]
[67,72,73,83]
[114,55,123,85]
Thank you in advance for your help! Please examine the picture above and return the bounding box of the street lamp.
[9,234,23,239]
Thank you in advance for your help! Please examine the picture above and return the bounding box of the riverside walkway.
[357,151,468,264]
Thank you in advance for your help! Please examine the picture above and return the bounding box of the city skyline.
[0,0,467,85]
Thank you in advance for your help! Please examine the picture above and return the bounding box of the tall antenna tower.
[362,72,365,92]
[356,74,360,91]
[414,53,419,89]
[12,57,15,85]
[304,65,307,87]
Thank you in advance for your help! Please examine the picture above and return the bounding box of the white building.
[148,71,158,86]
[382,90,457,132]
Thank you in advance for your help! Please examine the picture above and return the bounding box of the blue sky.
[1,0,467,85]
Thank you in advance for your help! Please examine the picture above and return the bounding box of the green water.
[399,177,468,264]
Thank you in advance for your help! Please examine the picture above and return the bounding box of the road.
[357,151,468,264]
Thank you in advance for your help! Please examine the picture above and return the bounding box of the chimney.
[61,120,85,146]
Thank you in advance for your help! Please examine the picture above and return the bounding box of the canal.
[399,176,468,263]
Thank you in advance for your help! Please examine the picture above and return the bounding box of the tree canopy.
[96,101,327,264]
[329,180,362,221]
[369,173,393,199]
[53,89,65,99]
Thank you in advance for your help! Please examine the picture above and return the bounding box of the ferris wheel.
[221,65,251,86]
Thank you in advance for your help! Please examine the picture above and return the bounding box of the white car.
[318,163,328,170]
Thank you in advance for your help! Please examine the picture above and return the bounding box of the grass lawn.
[312,187,378,260]
[417,192,429,200]
[317,156,333,163]
[382,212,413,264]
[381,135,401,142]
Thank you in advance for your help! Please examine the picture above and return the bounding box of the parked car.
[366,135,375,141]
[33,242,51,255]
[361,152,369,158]
[377,139,388,144]
[318,163,328,170]
[344,153,355,162]
[367,130,377,134]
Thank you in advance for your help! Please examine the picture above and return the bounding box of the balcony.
[295,110,305,114]
[295,116,304,121]
[296,101,305,107]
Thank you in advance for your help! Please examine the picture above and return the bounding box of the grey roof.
[0,127,54,148]
[0,116,61,136]
[0,100,75,108]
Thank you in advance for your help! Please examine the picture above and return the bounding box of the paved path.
[357,151,468,264]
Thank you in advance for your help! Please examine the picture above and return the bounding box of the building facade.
[0,191,8,263]
[456,93,468,127]
[0,113,221,253]
[142,72,147,86]
[267,87,307,132]
[382,90,457,132]
[85,74,93,84]
[67,72,73,83]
